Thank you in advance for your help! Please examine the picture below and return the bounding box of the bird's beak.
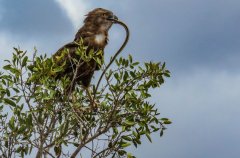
[107,14,118,22]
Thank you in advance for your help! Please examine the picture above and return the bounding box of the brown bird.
[53,8,118,95]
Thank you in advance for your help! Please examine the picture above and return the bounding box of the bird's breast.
[94,34,106,45]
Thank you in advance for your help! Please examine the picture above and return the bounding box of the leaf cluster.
[0,45,171,158]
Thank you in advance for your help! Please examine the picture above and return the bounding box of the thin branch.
[70,124,112,158]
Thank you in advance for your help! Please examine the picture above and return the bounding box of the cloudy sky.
[1,0,240,157]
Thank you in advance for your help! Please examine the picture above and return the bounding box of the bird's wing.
[74,29,95,41]
[54,42,80,57]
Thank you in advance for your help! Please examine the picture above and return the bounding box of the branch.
[70,124,111,158]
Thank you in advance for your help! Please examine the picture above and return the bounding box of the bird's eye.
[102,13,107,17]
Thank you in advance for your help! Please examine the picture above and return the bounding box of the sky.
[1,0,240,157]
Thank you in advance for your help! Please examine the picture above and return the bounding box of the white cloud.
[54,0,90,29]
[132,69,240,158]
[157,70,240,109]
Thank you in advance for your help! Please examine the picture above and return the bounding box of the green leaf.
[133,131,138,138]
[118,150,126,156]
[18,125,26,133]
[132,62,139,66]
[23,147,28,155]
[6,89,10,97]
[9,117,15,130]
[27,114,33,127]
[146,133,152,143]
[160,130,164,137]
[128,54,133,63]
[54,146,62,156]
[73,143,79,147]
[123,71,129,81]
[22,56,28,67]
[133,140,137,148]
[124,120,135,126]
[127,153,134,158]
[52,67,63,73]
[163,73,170,77]
[122,136,132,141]
[130,71,136,78]
[163,120,172,124]
[16,146,23,153]
[63,120,69,135]
[4,141,8,148]
[135,139,141,144]
[122,125,126,132]
[4,98,16,107]
[162,62,166,69]
[114,73,119,80]
[12,87,20,93]
[3,64,12,70]
[161,118,169,121]
[120,142,131,148]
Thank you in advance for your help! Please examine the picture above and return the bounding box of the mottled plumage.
[53,8,118,92]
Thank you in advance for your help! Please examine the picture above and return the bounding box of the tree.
[0,46,171,158]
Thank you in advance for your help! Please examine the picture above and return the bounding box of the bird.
[53,8,118,97]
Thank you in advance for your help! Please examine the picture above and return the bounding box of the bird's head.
[84,8,118,32]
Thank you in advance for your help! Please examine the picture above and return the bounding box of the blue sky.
[0,0,240,157]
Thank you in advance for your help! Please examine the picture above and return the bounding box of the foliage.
[0,45,171,158]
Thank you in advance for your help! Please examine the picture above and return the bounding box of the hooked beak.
[107,14,118,22]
